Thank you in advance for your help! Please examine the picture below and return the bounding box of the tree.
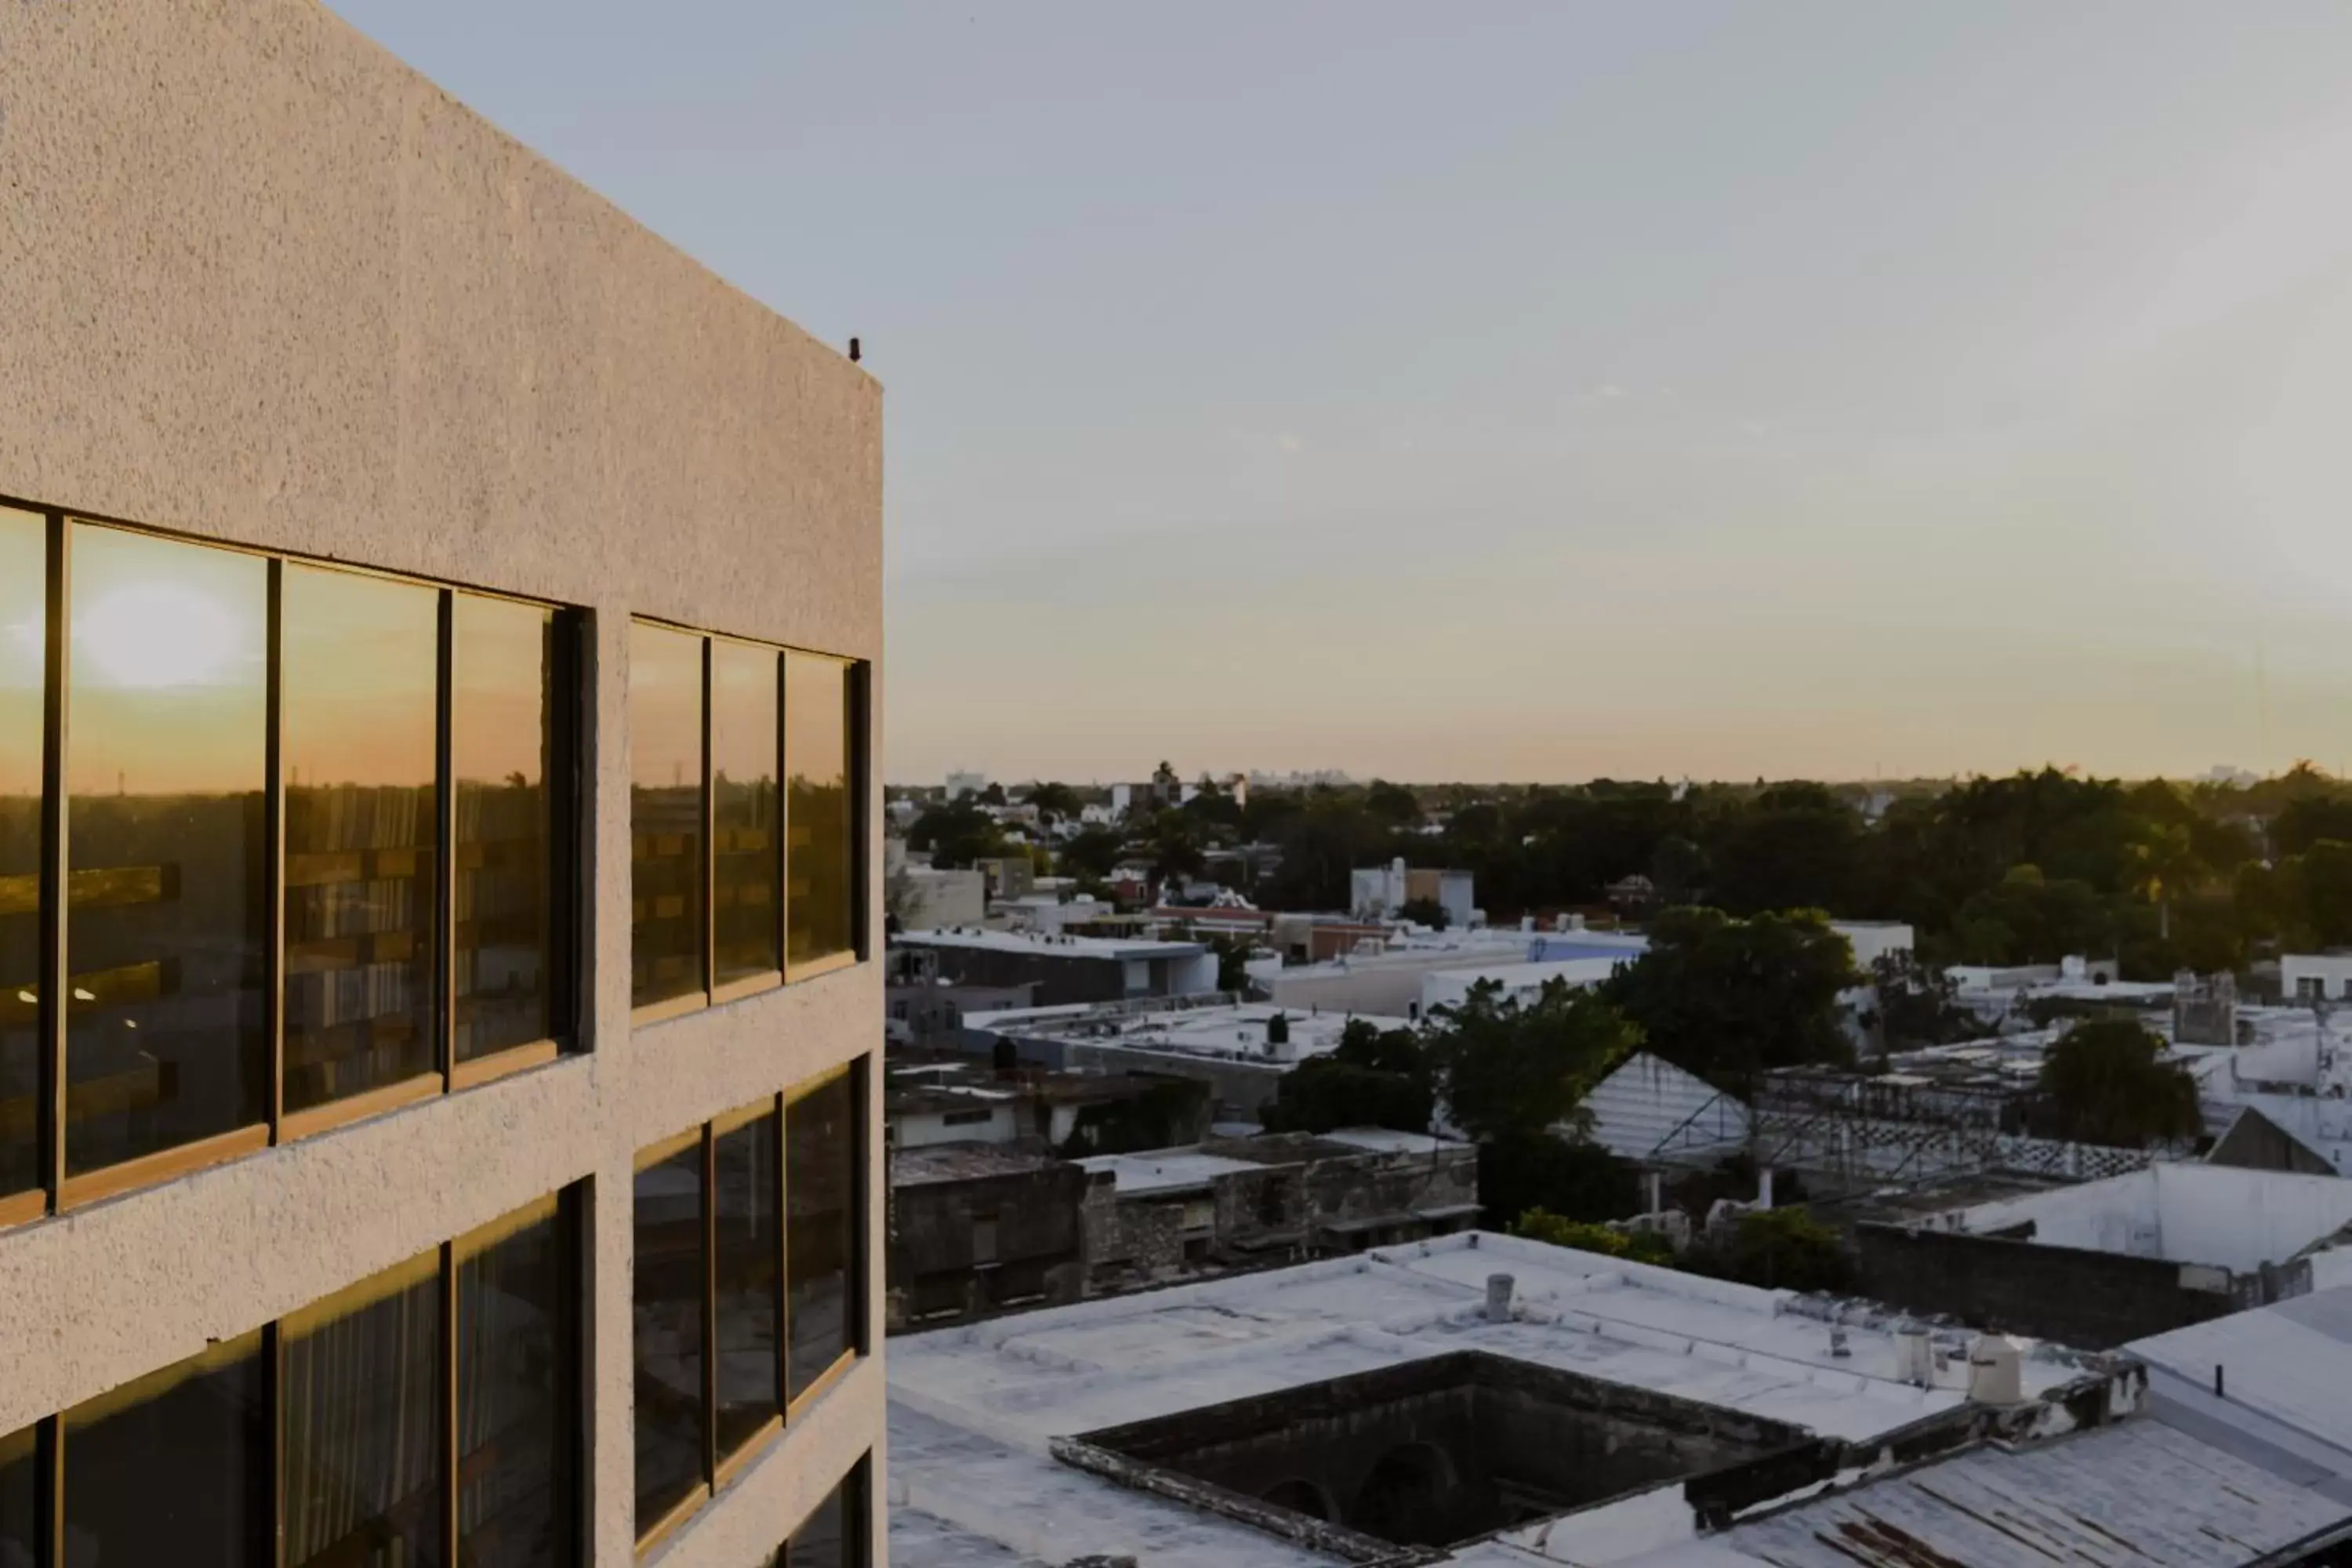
[1025,781,1083,823]
[2038,1018,2202,1149]
[1366,779,1421,827]
[1512,1210,1672,1265]
[1425,977,1639,1145]
[1398,896,1450,931]
[907,800,1004,869]
[1704,783,1863,917]
[2127,822,2205,942]
[1145,808,1206,888]
[1868,953,1975,1051]
[1602,907,1859,1094]
[1682,1209,1853,1294]
[1058,826,1124,881]
[1261,1019,1434,1136]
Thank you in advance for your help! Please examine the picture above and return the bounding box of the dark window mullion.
[435,592,456,1089]
[774,1091,789,1418]
[267,1319,285,1568]
[702,1122,719,1486]
[264,558,286,1143]
[776,650,789,981]
[38,510,68,1209]
[440,1239,458,1568]
[702,639,715,1001]
[38,1414,60,1568]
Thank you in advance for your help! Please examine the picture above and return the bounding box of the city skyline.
[334,2,2352,783]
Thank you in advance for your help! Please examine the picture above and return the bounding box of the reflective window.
[779,1459,868,1568]
[788,1067,862,1397]
[459,1194,579,1568]
[63,1330,270,1566]
[715,1109,782,1457]
[282,1251,443,1567]
[713,642,781,987]
[631,626,705,1009]
[634,1138,706,1532]
[0,1421,33,1566]
[1,509,42,1202]
[786,653,856,974]
[65,524,269,1177]
[453,595,559,1063]
[281,567,439,1116]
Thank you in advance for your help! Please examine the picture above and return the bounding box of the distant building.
[946,769,989,800]
[883,1053,1213,1155]
[894,927,1219,1007]
[887,1143,1097,1332]
[1076,1128,1479,1291]
[970,998,1412,1120]
[1849,1163,2352,1348]
[1351,857,1475,927]
[2284,951,2352,1003]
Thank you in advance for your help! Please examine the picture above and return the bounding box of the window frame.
[2,1187,583,1568]
[633,1056,869,1555]
[0,498,584,1232]
[627,619,869,1030]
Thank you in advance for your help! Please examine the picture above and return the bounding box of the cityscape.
[6,5,2352,1568]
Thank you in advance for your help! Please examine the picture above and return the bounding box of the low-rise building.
[887,1143,1098,1333]
[1851,1162,2352,1348]
[1076,1129,1479,1291]
[884,1055,1214,1155]
[969,998,1414,1120]
[896,927,1220,1006]
[2285,951,2352,1003]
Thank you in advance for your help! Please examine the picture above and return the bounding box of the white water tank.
[1967,1334,2024,1404]
[1895,1327,1933,1388]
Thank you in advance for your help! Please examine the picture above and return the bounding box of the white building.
[946,769,989,800]
[2283,952,2352,1002]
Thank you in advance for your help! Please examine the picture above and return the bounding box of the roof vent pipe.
[1484,1273,1515,1323]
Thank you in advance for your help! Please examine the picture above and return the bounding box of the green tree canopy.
[907,800,1005,869]
[1602,907,1859,1093]
[1425,977,1639,1145]
[1261,1018,1434,1136]
[2038,1017,2202,1149]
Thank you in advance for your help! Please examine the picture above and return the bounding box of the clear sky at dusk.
[332,2,2352,786]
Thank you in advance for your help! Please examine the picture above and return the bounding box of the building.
[884,1054,1213,1156]
[1076,1129,1479,1290]
[2284,951,2352,1003]
[971,998,1414,1120]
[1351,858,1477,928]
[895,928,1219,1007]
[884,946,1033,1049]
[946,771,989,801]
[886,1232,2190,1568]
[887,1144,1097,1333]
[1851,1163,2352,1349]
[0,6,881,1564]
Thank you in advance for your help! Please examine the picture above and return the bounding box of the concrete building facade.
[0,5,883,1566]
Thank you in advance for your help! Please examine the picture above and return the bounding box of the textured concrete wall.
[1849,1224,2239,1351]
[0,2,884,1565]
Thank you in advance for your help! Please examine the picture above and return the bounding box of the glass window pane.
[0,1421,34,1567]
[715,1110,781,1457]
[786,653,855,975]
[459,1194,579,1568]
[634,1140,706,1533]
[713,643,781,987]
[281,567,439,1116]
[780,1460,866,1568]
[1,507,42,1201]
[454,595,558,1062]
[63,1330,270,1566]
[630,626,704,1010]
[65,524,268,1177]
[283,1251,444,1568]
[787,1068,862,1396]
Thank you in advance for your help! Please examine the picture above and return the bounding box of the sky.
[331,2,2352,787]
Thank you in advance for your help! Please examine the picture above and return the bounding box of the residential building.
[2284,951,2352,1003]
[893,928,1218,1007]
[945,771,989,801]
[887,1143,1097,1332]
[1076,1129,1479,1290]
[885,1232,2240,1568]
[1351,858,1476,928]
[1850,1163,2352,1348]
[970,998,1414,1120]
[883,1054,1211,1155]
[0,6,881,1564]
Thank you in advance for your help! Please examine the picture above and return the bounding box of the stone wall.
[889,1164,1098,1331]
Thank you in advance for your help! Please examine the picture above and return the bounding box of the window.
[775,1457,869,1568]
[788,1065,864,1399]
[281,565,440,1120]
[0,511,580,1222]
[786,652,857,977]
[0,1189,580,1568]
[628,622,866,1022]
[633,1060,868,1549]
[629,624,705,1011]
[0,507,42,1214]
[281,1250,443,1565]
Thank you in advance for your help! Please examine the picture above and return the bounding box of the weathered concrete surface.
[0,2,886,1564]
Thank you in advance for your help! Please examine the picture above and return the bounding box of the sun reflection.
[77,580,244,690]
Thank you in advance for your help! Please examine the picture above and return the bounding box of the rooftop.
[970,999,1412,1068]
[1076,1129,1473,1196]
[1937,1163,2352,1273]
[900,927,1210,960]
[891,1142,1068,1187]
[888,1232,2136,1566]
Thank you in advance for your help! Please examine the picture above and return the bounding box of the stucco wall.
[0,3,884,1566]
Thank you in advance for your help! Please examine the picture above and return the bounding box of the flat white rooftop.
[1950,1163,2352,1273]
[887,1232,2107,1567]
[970,999,1412,1066]
[901,927,1208,960]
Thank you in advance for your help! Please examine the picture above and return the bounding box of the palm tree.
[2129,823,2205,942]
